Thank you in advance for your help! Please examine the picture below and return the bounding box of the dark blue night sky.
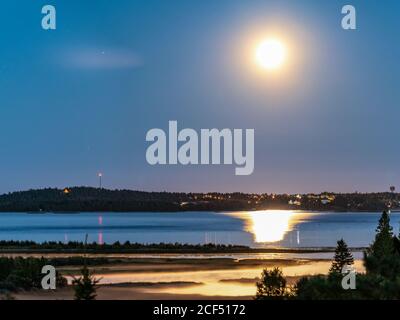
[0,0,399,193]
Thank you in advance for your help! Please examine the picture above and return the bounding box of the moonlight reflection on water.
[228,210,312,244]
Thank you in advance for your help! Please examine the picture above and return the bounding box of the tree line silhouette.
[0,187,397,212]
[0,241,250,253]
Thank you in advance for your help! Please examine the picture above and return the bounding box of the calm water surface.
[0,210,398,248]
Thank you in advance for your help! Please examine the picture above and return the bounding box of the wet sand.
[12,255,365,300]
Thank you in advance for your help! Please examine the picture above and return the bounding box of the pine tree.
[364,211,400,278]
[72,234,100,300]
[370,210,394,259]
[72,264,100,300]
[255,267,288,299]
[329,239,354,274]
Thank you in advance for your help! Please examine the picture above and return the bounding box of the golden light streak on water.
[227,210,313,244]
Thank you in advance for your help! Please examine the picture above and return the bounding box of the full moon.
[255,39,286,70]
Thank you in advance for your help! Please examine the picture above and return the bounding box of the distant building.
[320,194,335,204]
[289,200,301,206]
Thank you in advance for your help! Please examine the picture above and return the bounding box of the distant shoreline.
[0,187,398,213]
[0,240,367,255]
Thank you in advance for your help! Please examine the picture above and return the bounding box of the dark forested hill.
[0,187,187,212]
[0,187,397,212]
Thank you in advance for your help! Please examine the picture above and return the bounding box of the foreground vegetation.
[256,210,400,299]
[0,257,67,294]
